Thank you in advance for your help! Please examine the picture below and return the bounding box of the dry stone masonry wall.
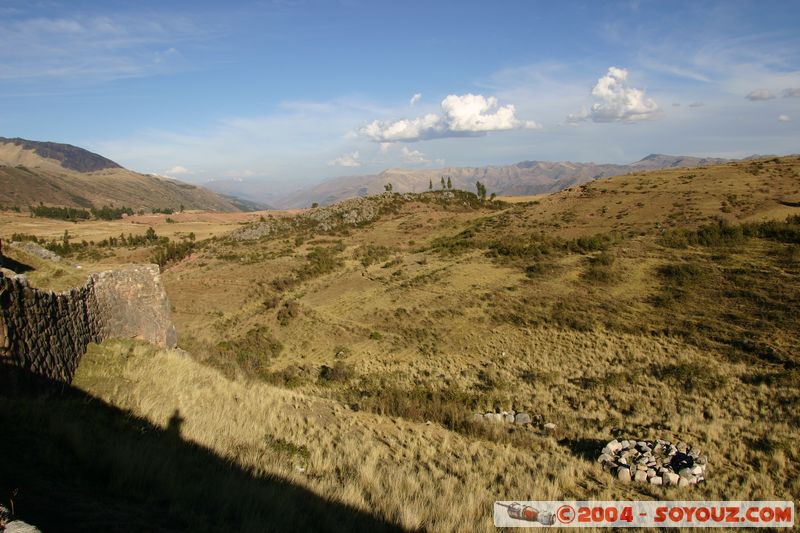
[0,264,176,383]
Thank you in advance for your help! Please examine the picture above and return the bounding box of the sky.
[1,0,799,194]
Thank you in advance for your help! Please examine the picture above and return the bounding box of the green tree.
[446,176,452,189]
[475,181,487,201]
[429,179,433,190]
[145,226,158,242]
[440,176,445,189]
[384,183,393,192]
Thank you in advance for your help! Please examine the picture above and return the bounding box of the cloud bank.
[400,146,429,163]
[745,89,776,101]
[327,150,362,167]
[165,165,190,175]
[568,67,659,123]
[359,93,539,142]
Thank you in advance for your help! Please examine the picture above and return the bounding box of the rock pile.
[473,411,556,432]
[598,438,707,486]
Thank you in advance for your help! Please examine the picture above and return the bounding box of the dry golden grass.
[0,209,271,243]
[71,335,798,531]
[490,156,800,239]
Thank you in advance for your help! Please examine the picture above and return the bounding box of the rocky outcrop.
[92,266,177,349]
[7,241,67,264]
[231,194,408,240]
[0,265,176,383]
[231,191,481,241]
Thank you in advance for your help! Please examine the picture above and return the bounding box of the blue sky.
[1,0,798,193]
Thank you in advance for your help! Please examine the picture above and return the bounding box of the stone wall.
[0,265,176,383]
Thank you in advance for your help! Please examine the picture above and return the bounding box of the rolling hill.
[273,154,733,208]
[0,137,242,212]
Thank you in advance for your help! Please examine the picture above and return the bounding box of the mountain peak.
[639,153,669,161]
[0,136,122,173]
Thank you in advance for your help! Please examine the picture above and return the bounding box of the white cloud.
[409,93,422,106]
[784,88,800,98]
[327,150,361,167]
[568,67,659,123]
[359,93,539,142]
[400,146,429,164]
[0,14,197,82]
[166,165,189,174]
[778,114,791,123]
[745,89,776,101]
[379,142,392,154]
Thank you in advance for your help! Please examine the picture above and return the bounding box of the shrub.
[276,300,301,326]
[151,239,194,268]
[650,361,727,393]
[661,219,746,248]
[262,364,313,387]
[743,215,800,244]
[583,252,617,283]
[295,245,344,280]
[354,244,394,267]
[272,275,296,292]
[213,326,283,379]
[318,361,355,383]
[657,262,703,286]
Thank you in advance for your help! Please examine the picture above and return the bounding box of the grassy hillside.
[1,156,798,531]
[0,139,241,212]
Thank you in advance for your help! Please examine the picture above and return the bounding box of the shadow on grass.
[0,253,34,274]
[558,437,608,462]
[0,365,407,533]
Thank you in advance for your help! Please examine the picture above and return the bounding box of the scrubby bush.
[318,361,355,383]
[213,326,283,379]
[659,217,800,248]
[277,300,301,326]
[295,245,344,280]
[151,239,194,268]
[583,252,617,283]
[354,244,394,267]
[657,262,704,285]
[650,361,728,393]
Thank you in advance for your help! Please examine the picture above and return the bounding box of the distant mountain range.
[0,136,763,213]
[207,154,736,209]
[0,137,242,212]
